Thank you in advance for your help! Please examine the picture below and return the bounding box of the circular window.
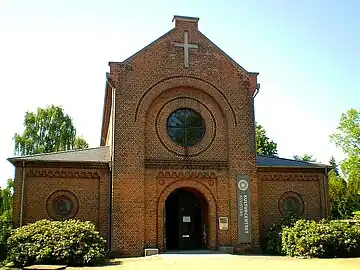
[278,191,304,216]
[167,108,205,147]
[46,190,79,220]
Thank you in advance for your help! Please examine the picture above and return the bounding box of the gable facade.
[9,16,330,256]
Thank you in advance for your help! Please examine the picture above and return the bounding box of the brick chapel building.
[9,16,331,256]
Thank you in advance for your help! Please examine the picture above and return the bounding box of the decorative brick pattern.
[12,165,109,241]
[155,178,217,251]
[110,17,259,256]
[11,16,329,257]
[258,170,328,244]
[46,189,79,220]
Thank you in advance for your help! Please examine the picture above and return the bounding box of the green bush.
[263,215,299,254]
[282,219,360,258]
[353,211,360,220]
[0,221,11,262]
[6,219,108,267]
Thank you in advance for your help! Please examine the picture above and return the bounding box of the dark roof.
[256,155,331,169]
[8,146,110,164]
[8,148,329,169]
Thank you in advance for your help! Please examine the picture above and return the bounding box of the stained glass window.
[167,109,205,147]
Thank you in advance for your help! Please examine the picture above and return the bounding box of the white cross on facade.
[174,31,198,68]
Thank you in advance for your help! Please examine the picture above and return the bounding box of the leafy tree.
[0,179,13,260]
[341,155,360,196]
[14,105,88,156]
[73,136,89,150]
[330,108,360,216]
[330,109,360,195]
[0,179,13,222]
[330,109,360,157]
[328,170,347,218]
[256,123,278,155]
[293,154,317,162]
[329,155,339,176]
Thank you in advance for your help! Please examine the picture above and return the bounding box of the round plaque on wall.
[237,179,249,191]
[278,191,304,216]
[46,190,79,220]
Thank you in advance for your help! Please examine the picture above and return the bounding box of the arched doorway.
[165,187,208,250]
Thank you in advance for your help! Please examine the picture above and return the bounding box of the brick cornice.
[13,161,109,169]
[27,168,100,179]
[259,172,321,182]
[157,170,217,179]
[145,159,228,169]
[257,167,326,173]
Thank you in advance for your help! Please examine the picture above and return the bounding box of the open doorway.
[165,187,208,250]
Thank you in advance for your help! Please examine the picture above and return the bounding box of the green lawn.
[68,254,360,270]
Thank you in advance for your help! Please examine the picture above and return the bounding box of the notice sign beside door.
[237,175,251,243]
[219,217,229,230]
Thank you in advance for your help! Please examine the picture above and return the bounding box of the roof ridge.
[258,154,310,162]
[257,155,331,168]
[198,30,249,75]
[121,28,175,64]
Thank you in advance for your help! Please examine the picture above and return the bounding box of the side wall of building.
[258,168,328,244]
[12,164,110,241]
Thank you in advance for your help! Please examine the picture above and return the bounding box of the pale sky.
[1,0,359,187]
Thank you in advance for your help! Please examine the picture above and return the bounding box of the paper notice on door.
[182,216,191,222]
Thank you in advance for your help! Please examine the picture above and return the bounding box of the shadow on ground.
[163,249,228,255]
[87,260,123,268]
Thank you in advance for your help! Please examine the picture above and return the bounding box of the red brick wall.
[12,167,22,228]
[258,169,328,243]
[110,18,258,255]
[144,169,230,251]
[12,165,109,240]
[11,17,329,257]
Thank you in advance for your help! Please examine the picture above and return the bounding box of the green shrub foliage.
[263,215,299,254]
[0,221,11,262]
[282,219,360,258]
[6,219,107,267]
[353,211,360,220]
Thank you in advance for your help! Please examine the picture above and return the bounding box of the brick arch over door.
[156,179,217,251]
[135,75,237,127]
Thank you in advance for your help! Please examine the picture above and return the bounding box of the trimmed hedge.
[282,219,360,258]
[6,219,107,267]
[263,215,299,254]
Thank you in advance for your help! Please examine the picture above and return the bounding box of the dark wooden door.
[165,189,203,250]
[177,190,202,249]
